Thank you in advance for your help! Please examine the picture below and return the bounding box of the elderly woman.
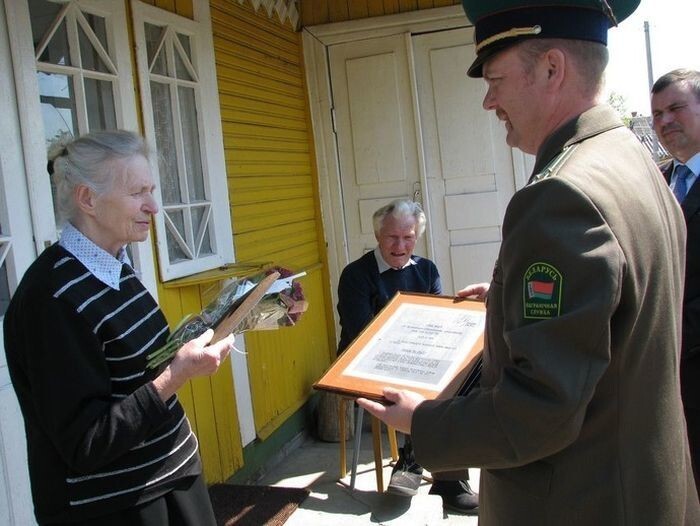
[4,130,233,525]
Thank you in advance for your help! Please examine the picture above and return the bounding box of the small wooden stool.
[338,397,398,492]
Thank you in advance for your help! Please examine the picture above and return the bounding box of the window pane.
[150,81,180,204]
[85,78,117,131]
[78,19,110,73]
[192,206,213,256]
[178,86,205,201]
[174,47,193,81]
[145,23,167,76]
[29,0,71,66]
[85,13,110,58]
[166,209,190,262]
[177,33,192,62]
[38,72,77,146]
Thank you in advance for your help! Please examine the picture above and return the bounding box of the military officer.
[358,1,700,524]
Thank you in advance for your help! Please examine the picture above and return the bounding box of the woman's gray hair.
[49,130,149,224]
[372,199,426,238]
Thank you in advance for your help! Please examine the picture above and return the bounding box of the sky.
[604,0,700,116]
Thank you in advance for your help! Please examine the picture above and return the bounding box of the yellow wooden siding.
[156,281,245,482]
[300,0,460,25]
[210,0,335,445]
[244,269,331,438]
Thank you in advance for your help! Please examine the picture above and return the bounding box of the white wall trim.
[229,336,256,446]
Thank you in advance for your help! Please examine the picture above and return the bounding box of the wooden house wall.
[137,0,336,483]
[134,0,462,484]
[209,0,336,440]
[300,0,460,26]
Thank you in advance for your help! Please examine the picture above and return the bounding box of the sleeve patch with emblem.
[523,262,563,319]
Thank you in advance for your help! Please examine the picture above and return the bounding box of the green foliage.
[607,91,631,127]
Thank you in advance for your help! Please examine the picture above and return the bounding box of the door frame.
[302,5,532,334]
[0,1,43,522]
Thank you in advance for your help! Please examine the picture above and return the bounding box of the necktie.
[673,164,692,203]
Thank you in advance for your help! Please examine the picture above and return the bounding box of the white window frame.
[4,0,159,298]
[131,0,234,281]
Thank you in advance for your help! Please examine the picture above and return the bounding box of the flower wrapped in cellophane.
[147,267,308,369]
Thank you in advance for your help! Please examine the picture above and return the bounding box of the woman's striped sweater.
[4,244,200,524]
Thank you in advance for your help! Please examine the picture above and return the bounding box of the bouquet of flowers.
[147,267,308,369]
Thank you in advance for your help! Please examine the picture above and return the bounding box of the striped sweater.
[4,244,200,524]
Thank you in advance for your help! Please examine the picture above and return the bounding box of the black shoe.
[386,447,424,497]
[429,479,479,515]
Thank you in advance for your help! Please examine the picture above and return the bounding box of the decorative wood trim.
[237,0,300,30]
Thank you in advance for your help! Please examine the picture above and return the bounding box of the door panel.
[329,34,427,260]
[327,26,516,292]
[412,28,515,293]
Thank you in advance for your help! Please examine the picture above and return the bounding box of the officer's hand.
[357,387,425,435]
[456,282,490,301]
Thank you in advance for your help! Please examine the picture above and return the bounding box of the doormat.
[208,483,310,526]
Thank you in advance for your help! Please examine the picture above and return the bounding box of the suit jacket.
[412,105,699,525]
[662,160,700,410]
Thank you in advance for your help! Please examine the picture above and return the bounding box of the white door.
[328,34,428,260]
[327,27,516,293]
[412,28,516,294]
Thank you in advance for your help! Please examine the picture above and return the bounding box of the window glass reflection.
[85,78,117,131]
[38,72,77,146]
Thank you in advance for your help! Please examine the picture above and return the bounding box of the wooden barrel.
[316,391,354,442]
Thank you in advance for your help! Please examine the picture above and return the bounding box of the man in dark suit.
[652,68,700,496]
[357,1,700,524]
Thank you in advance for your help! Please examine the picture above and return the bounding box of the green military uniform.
[407,1,700,522]
[412,103,699,523]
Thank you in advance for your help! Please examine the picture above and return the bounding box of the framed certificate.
[314,292,485,401]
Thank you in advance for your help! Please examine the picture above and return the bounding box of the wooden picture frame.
[314,292,485,401]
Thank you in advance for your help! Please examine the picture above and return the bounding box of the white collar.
[59,223,132,290]
[373,246,416,274]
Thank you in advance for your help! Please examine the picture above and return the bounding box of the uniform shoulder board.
[530,143,580,183]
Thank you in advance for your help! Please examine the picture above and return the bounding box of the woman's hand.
[152,329,234,401]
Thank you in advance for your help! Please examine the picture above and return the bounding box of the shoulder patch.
[530,143,580,183]
[523,262,562,319]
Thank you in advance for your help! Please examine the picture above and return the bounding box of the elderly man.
[652,69,700,496]
[337,198,477,513]
[358,1,700,524]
